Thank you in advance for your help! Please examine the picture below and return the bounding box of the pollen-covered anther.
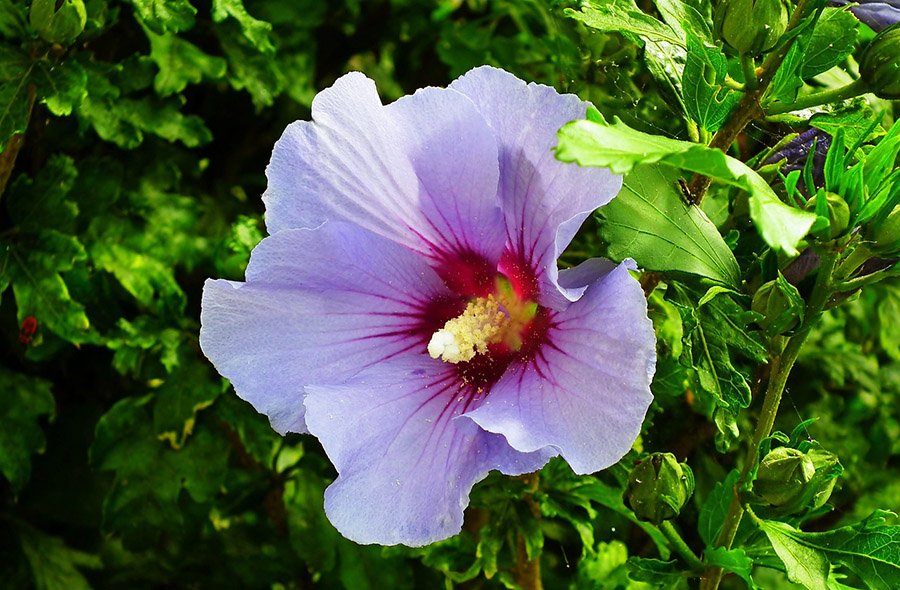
[428,295,508,364]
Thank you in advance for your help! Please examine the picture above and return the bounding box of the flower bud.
[754,447,815,507]
[715,0,790,55]
[752,280,798,334]
[860,24,900,99]
[625,453,695,524]
[29,0,86,46]
[870,204,900,253]
[806,192,850,239]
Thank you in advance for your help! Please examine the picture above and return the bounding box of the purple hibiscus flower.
[831,0,900,31]
[200,66,656,546]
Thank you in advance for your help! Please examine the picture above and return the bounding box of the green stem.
[833,243,874,281]
[741,54,758,90]
[765,78,869,115]
[687,0,813,203]
[836,263,900,292]
[659,521,703,570]
[700,250,838,590]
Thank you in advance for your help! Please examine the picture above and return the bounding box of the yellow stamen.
[428,295,507,364]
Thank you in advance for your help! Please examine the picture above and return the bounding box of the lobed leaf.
[557,117,817,256]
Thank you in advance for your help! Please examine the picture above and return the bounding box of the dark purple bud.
[830,0,900,32]
[764,128,832,189]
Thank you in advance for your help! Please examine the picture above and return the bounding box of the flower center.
[428,278,537,364]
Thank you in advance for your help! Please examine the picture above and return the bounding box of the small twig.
[659,521,703,570]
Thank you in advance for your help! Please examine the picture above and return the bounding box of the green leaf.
[153,362,221,449]
[704,547,758,589]
[5,231,94,344]
[143,27,227,96]
[759,519,832,590]
[0,0,28,38]
[566,0,683,47]
[770,21,815,104]
[0,368,55,492]
[683,33,739,132]
[91,242,186,315]
[217,32,283,108]
[557,117,817,256]
[211,0,274,54]
[17,523,102,590]
[699,469,740,545]
[0,47,33,151]
[90,394,228,549]
[34,58,88,116]
[597,164,740,286]
[6,154,79,233]
[77,62,211,148]
[652,0,712,42]
[801,8,859,79]
[626,557,687,587]
[132,0,197,34]
[810,101,878,147]
[567,0,687,113]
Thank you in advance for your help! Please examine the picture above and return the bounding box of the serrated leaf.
[652,0,712,42]
[91,243,186,314]
[567,0,686,113]
[764,511,900,590]
[810,101,878,147]
[132,0,197,34]
[801,8,859,79]
[566,0,683,46]
[4,230,94,344]
[683,33,739,132]
[211,0,274,54]
[0,368,55,492]
[34,59,88,116]
[143,26,226,96]
[597,164,740,286]
[218,31,283,108]
[557,117,817,256]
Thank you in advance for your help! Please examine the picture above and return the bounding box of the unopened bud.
[870,205,900,253]
[752,280,798,334]
[861,24,900,99]
[715,0,790,55]
[754,447,815,508]
[806,192,850,240]
[625,453,694,524]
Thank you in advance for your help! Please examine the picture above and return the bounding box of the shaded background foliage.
[0,0,897,589]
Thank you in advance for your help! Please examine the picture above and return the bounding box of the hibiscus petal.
[304,357,554,546]
[463,262,655,475]
[200,222,454,434]
[450,66,623,309]
[263,72,505,265]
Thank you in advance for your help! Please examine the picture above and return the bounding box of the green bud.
[754,447,815,508]
[806,192,850,240]
[806,448,840,510]
[861,24,900,100]
[752,280,798,334]
[714,0,790,56]
[29,0,86,46]
[625,453,695,524]
[870,205,900,254]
